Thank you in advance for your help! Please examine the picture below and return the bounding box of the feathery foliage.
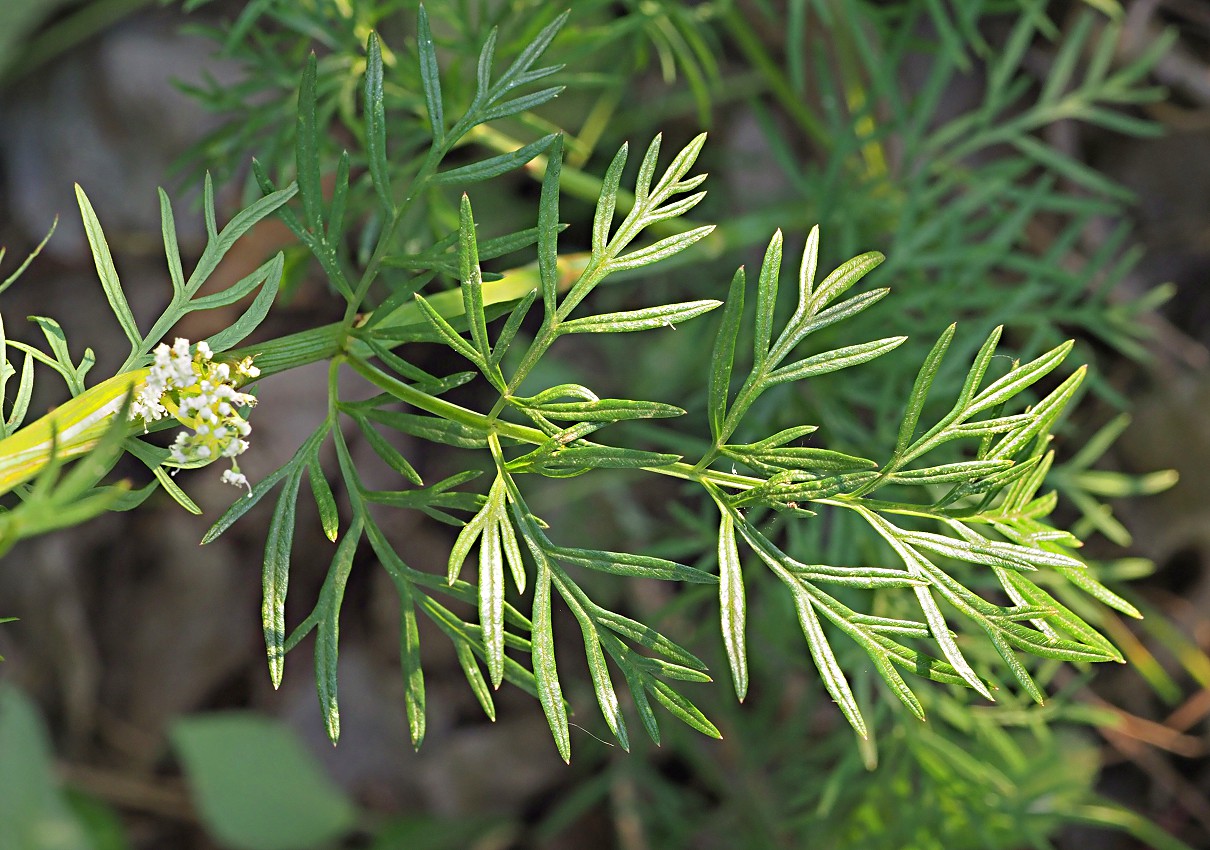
[0,0,1188,846]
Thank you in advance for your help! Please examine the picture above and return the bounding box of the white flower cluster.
[130,338,260,494]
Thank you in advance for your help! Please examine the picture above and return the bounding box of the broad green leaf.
[172,714,356,850]
[76,185,140,354]
[559,300,720,334]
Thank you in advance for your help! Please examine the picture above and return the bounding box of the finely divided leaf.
[264,466,304,688]
[538,134,564,315]
[416,7,445,147]
[315,518,362,744]
[296,52,324,232]
[708,268,745,442]
[559,300,720,334]
[753,230,783,372]
[76,185,140,353]
[718,511,748,701]
[593,143,628,256]
[608,226,716,273]
[365,33,391,212]
[766,337,906,386]
[431,134,557,186]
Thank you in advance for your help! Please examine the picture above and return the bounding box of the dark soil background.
[2,1,1210,848]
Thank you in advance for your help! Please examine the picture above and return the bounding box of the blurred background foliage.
[3,0,1210,848]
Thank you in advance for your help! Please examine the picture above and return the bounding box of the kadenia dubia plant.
[0,5,1146,769]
